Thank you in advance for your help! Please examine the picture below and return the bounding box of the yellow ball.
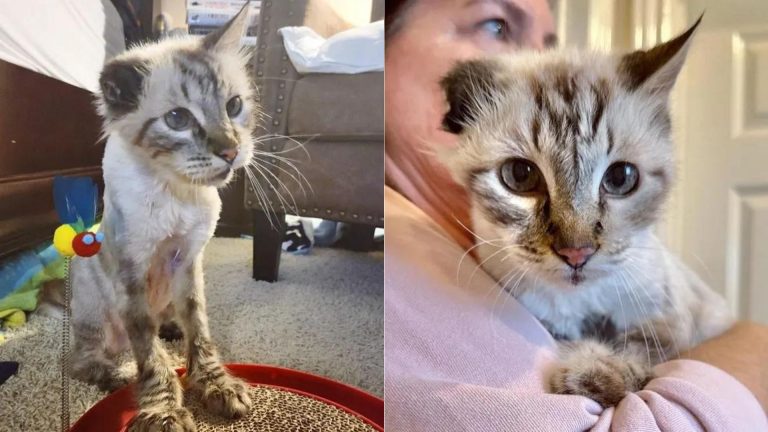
[54,224,77,257]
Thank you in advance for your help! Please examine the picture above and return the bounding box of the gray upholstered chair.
[246,0,384,281]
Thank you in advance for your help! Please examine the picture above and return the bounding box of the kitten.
[70,5,255,431]
[439,17,733,407]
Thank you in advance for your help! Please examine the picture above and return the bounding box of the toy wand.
[52,176,103,431]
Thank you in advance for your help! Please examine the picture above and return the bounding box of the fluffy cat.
[70,5,256,431]
[439,17,733,407]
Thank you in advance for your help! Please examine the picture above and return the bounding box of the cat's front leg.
[119,260,195,432]
[549,339,652,407]
[176,254,252,419]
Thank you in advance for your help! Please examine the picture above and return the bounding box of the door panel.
[681,0,768,323]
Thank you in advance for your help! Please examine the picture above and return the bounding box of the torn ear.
[99,58,147,118]
[202,1,251,51]
[618,14,703,95]
[440,59,500,134]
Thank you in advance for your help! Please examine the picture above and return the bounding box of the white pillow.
[278,20,383,74]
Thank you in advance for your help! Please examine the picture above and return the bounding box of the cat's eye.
[164,108,192,131]
[602,162,639,196]
[499,158,543,194]
[477,18,510,40]
[226,96,242,117]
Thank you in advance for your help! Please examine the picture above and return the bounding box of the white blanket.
[0,0,125,92]
[278,20,383,74]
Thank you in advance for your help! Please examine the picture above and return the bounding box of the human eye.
[476,18,510,41]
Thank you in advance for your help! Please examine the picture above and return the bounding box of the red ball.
[72,231,102,257]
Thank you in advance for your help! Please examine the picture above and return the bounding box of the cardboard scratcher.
[70,364,384,432]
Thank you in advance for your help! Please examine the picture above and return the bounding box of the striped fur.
[441,18,733,406]
[71,5,255,431]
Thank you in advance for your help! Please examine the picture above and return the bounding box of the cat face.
[441,19,700,288]
[97,4,257,187]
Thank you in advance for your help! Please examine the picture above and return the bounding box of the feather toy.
[52,176,103,257]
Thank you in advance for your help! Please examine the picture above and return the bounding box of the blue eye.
[164,108,192,130]
[478,18,509,39]
[226,96,242,117]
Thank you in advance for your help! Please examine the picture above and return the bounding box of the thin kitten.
[440,18,733,407]
[70,5,256,431]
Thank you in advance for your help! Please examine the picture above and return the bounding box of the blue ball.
[95,232,105,243]
[82,234,94,245]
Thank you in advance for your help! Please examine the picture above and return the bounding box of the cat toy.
[52,176,102,432]
[53,176,102,258]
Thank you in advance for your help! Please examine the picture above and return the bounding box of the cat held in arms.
[440,17,734,407]
[70,4,257,430]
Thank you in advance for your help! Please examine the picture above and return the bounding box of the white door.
[672,0,768,324]
[556,0,768,323]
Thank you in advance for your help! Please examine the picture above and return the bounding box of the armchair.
[245,0,384,281]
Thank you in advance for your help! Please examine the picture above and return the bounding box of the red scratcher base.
[70,364,384,431]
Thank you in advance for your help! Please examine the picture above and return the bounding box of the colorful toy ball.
[53,224,77,257]
[73,232,102,257]
[52,176,103,258]
[54,225,103,258]
[53,224,104,257]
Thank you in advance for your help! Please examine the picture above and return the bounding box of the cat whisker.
[244,168,278,228]
[252,156,313,197]
[255,133,313,158]
[466,244,524,290]
[616,270,652,365]
[250,159,301,212]
[455,237,507,287]
[452,215,495,246]
[488,264,524,320]
[622,268,666,365]
[623,260,683,360]
[245,167,279,223]
[610,281,629,357]
[252,151,303,166]
[246,161,299,216]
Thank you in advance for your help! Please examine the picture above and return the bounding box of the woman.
[383,0,768,430]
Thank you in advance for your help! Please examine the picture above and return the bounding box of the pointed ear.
[439,59,500,134]
[618,14,702,95]
[99,58,148,118]
[202,1,251,51]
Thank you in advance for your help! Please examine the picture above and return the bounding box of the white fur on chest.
[103,135,221,261]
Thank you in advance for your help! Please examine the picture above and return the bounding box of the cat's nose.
[555,246,596,269]
[215,148,238,164]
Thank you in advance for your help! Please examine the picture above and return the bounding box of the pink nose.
[555,247,596,269]
[216,148,238,164]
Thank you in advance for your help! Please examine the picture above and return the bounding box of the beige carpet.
[0,238,383,431]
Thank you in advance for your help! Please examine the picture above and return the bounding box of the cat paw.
[127,407,196,432]
[159,321,184,342]
[196,373,252,419]
[99,372,132,393]
[549,340,652,407]
[71,361,131,393]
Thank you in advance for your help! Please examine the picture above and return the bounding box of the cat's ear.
[202,1,251,52]
[440,59,501,134]
[618,14,702,95]
[99,58,148,118]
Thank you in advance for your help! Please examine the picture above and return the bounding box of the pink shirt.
[384,187,768,431]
